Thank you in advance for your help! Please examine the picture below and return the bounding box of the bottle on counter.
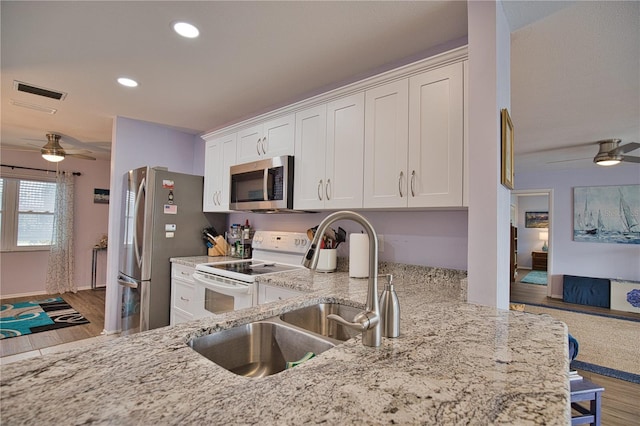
[379,274,400,338]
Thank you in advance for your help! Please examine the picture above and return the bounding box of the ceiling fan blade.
[615,142,640,154]
[546,157,591,164]
[621,155,640,163]
[1,144,38,152]
[67,153,96,161]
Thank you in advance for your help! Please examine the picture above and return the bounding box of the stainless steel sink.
[189,320,335,378]
[280,303,362,341]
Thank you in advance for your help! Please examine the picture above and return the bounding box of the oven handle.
[192,272,252,295]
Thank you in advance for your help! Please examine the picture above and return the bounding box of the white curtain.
[46,171,76,294]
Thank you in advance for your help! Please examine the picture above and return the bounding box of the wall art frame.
[500,108,514,189]
[525,211,549,228]
[573,184,640,244]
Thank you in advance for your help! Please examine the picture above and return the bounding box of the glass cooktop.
[206,261,300,276]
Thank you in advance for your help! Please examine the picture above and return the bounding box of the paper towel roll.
[349,233,369,278]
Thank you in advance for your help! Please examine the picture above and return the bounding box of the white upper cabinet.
[363,79,409,208]
[203,133,237,212]
[408,62,464,207]
[236,114,295,163]
[364,62,464,208]
[294,93,364,210]
[294,104,327,210]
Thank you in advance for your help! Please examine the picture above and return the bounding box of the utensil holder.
[317,249,337,272]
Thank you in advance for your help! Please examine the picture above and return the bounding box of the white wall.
[104,117,202,333]
[516,165,640,298]
[0,149,110,297]
[517,195,549,268]
[466,0,512,309]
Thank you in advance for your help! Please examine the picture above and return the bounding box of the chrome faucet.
[303,211,381,347]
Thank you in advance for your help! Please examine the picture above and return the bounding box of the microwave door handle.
[263,168,269,201]
[193,273,252,295]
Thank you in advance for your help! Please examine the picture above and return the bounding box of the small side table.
[570,378,604,426]
[91,246,107,290]
[531,250,548,271]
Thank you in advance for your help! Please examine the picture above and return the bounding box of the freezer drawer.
[118,274,149,335]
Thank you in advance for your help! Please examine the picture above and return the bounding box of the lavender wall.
[516,165,640,298]
[103,117,202,332]
[0,149,111,297]
[228,210,469,270]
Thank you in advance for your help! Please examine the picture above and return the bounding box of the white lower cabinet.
[170,264,196,325]
[257,284,301,305]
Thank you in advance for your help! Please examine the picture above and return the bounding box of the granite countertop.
[0,260,570,425]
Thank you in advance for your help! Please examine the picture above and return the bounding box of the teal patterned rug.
[520,270,547,285]
[0,297,89,339]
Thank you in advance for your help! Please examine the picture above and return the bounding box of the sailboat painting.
[573,185,640,244]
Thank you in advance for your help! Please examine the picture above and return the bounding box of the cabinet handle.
[256,138,261,156]
[217,191,222,205]
[410,170,416,197]
[326,179,331,201]
[261,137,267,155]
[317,179,323,200]
[398,171,404,198]
[180,296,189,302]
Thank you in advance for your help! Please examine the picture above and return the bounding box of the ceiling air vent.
[13,80,67,101]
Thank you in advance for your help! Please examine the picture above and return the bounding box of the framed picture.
[525,211,549,228]
[94,188,110,204]
[573,184,640,244]
[501,108,514,189]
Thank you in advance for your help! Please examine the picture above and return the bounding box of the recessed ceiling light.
[117,77,138,88]
[173,22,199,38]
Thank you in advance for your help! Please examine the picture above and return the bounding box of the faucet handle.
[327,311,379,332]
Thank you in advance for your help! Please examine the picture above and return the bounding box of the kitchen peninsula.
[1,260,570,425]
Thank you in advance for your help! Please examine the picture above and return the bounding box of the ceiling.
[1,1,638,173]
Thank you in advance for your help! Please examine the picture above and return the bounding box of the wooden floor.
[511,269,640,426]
[0,289,106,358]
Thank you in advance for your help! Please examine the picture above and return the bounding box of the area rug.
[523,304,640,383]
[0,297,89,339]
[520,270,547,285]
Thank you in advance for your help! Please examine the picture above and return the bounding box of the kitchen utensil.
[307,225,318,241]
[335,227,347,248]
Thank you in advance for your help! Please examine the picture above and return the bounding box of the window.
[0,177,57,251]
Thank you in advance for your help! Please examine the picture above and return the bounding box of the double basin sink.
[188,303,361,378]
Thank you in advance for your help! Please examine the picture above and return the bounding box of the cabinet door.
[408,62,463,207]
[262,114,295,158]
[203,134,236,212]
[326,92,365,209]
[236,124,263,164]
[203,139,222,212]
[294,105,327,210]
[463,60,469,208]
[363,79,409,208]
[219,134,237,211]
[257,284,301,305]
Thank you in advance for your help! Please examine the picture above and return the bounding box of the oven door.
[192,271,255,316]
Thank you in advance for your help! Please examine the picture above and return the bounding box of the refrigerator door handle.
[118,275,139,289]
[133,177,146,269]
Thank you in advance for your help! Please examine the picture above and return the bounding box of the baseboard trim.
[1,285,93,299]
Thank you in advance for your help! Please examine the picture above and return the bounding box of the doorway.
[510,189,553,299]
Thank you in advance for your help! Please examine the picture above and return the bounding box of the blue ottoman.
[563,275,610,308]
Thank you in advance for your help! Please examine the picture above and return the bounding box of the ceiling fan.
[545,139,639,166]
[40,133,96,162]
[593,139,640,166]
[3,133,97,162]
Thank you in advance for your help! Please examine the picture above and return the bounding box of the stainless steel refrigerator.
[117,167,212,335]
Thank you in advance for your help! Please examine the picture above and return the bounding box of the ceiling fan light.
[42,151,65,162]
[595,158,621,166]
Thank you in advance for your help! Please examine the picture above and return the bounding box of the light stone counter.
[0,260,570,425]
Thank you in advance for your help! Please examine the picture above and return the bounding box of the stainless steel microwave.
[229,155,294,212]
